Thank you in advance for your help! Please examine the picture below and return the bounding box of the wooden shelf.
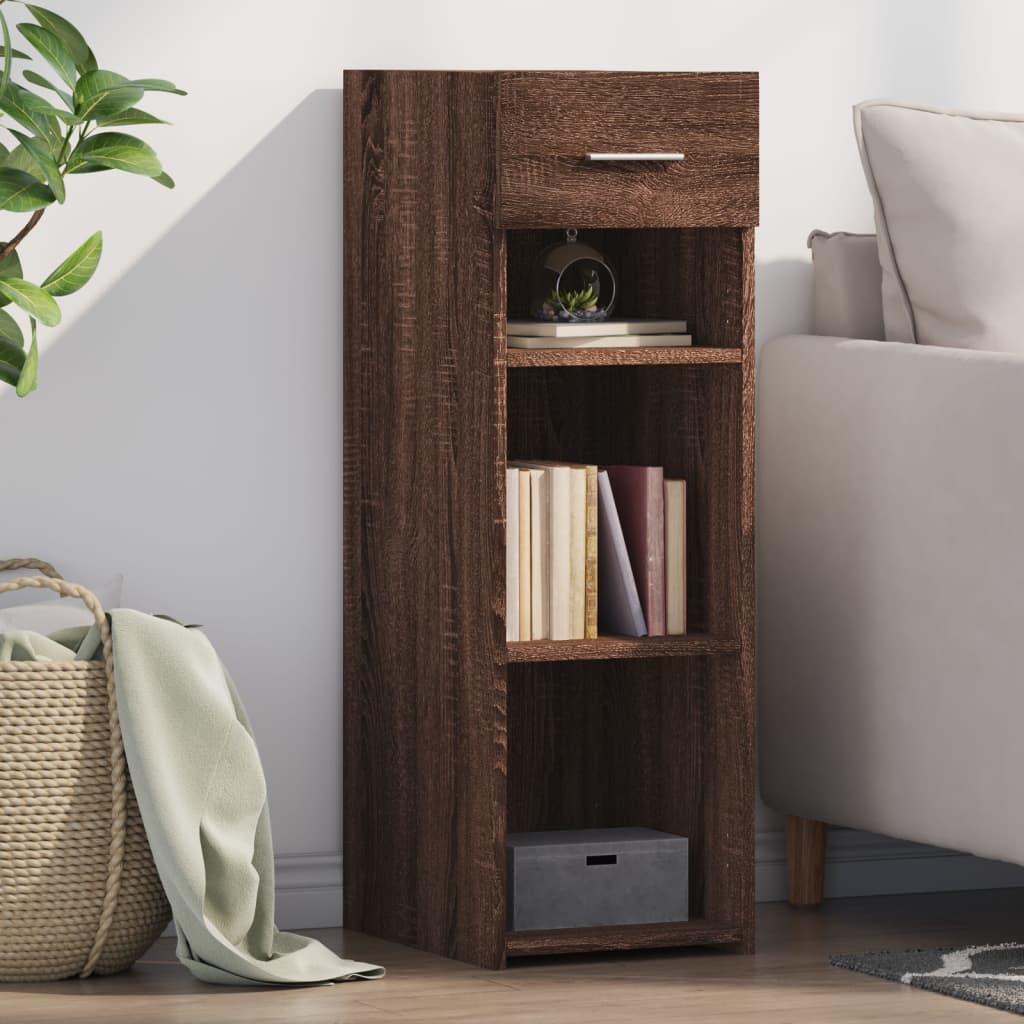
[507,634,738,663]
[505,919,742,957]
[506,346,742,368]
[346,71,758,970]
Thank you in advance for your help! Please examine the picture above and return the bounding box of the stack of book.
[506,463,686,641]
[507,319,691,350]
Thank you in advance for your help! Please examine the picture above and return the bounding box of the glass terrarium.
[530,229,616,322]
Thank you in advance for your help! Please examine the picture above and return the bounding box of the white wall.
[5,0,1024,921]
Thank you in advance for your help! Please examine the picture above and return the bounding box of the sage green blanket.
[5,613,384,986]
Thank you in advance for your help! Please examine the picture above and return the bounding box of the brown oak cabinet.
[343,71,758,969]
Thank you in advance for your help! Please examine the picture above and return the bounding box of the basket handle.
[0,557,63,579]
[0,574,108,632]
[0,566,126,978]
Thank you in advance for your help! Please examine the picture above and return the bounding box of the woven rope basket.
[0,559,171,982]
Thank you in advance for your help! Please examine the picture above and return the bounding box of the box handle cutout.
[586,854,618,866]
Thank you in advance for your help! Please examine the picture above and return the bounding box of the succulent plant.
[547,284,598,313]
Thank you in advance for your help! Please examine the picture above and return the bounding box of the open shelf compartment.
[505,655,752,954]
[501,225,753,958]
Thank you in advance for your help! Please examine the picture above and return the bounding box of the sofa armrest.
[757,335,1024,863]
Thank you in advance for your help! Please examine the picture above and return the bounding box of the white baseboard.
[168,836,1024,937]
[274,853,343,929]
[756,829,1024,903]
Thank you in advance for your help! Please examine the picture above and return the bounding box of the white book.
[545,465,572,641]
[508,318,688,338]
[508,333,692,350]
[517,468,531,641]
[506,468,519,642]
[568,466,587,640]
[516,462,572,641]
[664,479,687,636]
[522,467,548,640]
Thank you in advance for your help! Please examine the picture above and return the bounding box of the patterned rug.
[832,944,1024,1016]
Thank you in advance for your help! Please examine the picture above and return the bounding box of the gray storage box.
[507,827,689,931]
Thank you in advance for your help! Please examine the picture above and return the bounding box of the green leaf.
[0,47,32,61]
[98,106,167,127]
[67,131,162,177]
[0,360,18,386]
[0,336,25,371]
[23,68,73,108]
[0,81,64,140]
[74,69,143,122]
[8,129,64,201]
[0,167,55,211]
[125,77,186,96]
[66,161,108,175]
[0,308,24,349]
[15,321,37,396]
[18,23,78,89]
[0,248,25,318]
[41,230,101,296]
[152,170,174,189]
[0,247,24,282]
[0,8,12,101]
[25,6,95,73]
[5,142,45,178]
[0,278,60,326]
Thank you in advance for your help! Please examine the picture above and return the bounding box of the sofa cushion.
[807,230,885,340]
[855,100,1024,351]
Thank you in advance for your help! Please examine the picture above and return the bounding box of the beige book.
[517,468,531,641]
[506,468,519,642]
[581,464,598,639]
[664,478,687,635]
[568,466,587,640]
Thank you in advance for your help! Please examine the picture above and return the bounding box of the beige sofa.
[757,232,1024,901]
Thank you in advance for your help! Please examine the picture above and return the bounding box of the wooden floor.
[4,889,1024,1023]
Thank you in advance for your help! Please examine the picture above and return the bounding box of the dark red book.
[603,465,666,636]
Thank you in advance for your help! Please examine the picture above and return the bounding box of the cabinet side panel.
[703,228,755,949]
[343,70,506,968]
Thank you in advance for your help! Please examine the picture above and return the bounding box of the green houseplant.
[0,2,183,396]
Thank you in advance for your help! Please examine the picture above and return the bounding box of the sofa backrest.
[807,230,888,341]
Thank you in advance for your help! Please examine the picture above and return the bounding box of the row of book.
[505,462,686,641]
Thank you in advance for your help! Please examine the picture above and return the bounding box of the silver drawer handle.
[584,152,686,162]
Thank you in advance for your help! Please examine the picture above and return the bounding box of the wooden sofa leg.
[786,816,827,908]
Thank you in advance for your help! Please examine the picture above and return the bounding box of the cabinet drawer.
[498,72,758,229]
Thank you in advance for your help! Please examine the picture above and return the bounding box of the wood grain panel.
[507,347,742,368]
[701,228,756,952]
[498,73,757,228]
[507,634,738,662]
[499,72,758,155]
[343,70,507,970]
[500,157,758,229]
[505,919,741,957]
